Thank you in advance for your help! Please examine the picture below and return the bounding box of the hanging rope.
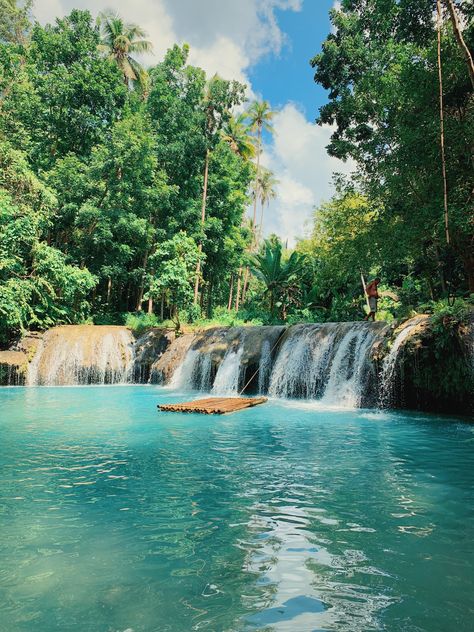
[239,330,285,395]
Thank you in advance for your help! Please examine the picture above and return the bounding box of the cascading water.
[321,324,378,407]
[258,340,272,394]
[379,316,427,407]
[168,349,199,390]
[269,324,337,399]
[168,348,213,391]
[212,346,243,395]
[26,326,135,386]
[269,323,384,406]
[4,319,448,411]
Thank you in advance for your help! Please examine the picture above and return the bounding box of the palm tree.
[221,114,256,160]
[246,101,275,243]
[251,239,305,319]
[193,75,221,305]
[256,168,278,244]
[240,101,275,304]
[97,11,153,87]
[221,113,255,311]
[436,0,449,245]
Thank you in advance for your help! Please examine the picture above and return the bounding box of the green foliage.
[428,297,472,329]
[124,312,162,335]
[0,0,32,45]
[148,232,201,327]
[251,239,306,319]
[401,298,473,410]
[1,2,471,346]
[311,0,474,298]
[189,306,263,329]
[0,141,96,343]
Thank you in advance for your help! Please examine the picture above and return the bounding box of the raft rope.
[238,331,285,396]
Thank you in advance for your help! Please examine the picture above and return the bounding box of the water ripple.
[0,386,473,632]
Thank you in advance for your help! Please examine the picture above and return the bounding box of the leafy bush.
[429,298,472,328]
[182,304,201,324]
[400,298,473,411]
[188,306,264,329]
[124,312,163,335]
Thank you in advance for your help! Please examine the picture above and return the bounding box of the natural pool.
[0,386,473,632]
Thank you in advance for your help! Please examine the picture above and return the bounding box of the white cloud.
[330,0,342,34]
[188,36,250,87]
[33,0,301,87]
[258,104,355,247]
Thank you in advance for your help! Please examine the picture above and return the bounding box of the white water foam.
[321,326,376,408]
[258,340,272,394]
[212,347,243,396]
[27,327,134,386]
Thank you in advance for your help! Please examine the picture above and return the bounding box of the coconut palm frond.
[128,39,153,55]
[97,11,153,88]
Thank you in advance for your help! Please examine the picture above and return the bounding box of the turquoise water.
[0,387,473,632]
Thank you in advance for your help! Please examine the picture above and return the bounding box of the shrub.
[124,312,162,335]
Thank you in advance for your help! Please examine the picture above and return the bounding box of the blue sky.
[35,0,350,244]
[249,0,335,118]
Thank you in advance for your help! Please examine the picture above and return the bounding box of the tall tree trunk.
[437,0,450,246]
[193,149,210,305]
[443,0,474,89]
[136,251,149,311]
[235,268,242,311]
[462,250,474,292]
[258,200,265,245]
[160,294,164,321]
[227,274,234,311]
[106,276,112,304]
[426,274,436,300]
[147,297,153,314]
[206,280,213,319]
[252,127,262,246]
[241,266,250,304]
[435,243,447,294]
[125,283,131,311]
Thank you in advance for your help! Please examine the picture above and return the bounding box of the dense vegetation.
[298,0,473,324]
[0,1,472,345]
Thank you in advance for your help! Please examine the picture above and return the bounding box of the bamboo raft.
[158,396,268,415]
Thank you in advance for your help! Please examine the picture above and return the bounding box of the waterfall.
[320,325,377,407]
[168,348,213,391]
[149,334,195,385]
[269,323,383,406]
[169,348,199,390]
[268,324,338,399]
[258,340,272,394]
[379,317,426,407]
[26,326,135,386]
[1,316,469,414]
[212,347,243,395]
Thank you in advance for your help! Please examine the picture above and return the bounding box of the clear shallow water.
[0,387,473,632]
